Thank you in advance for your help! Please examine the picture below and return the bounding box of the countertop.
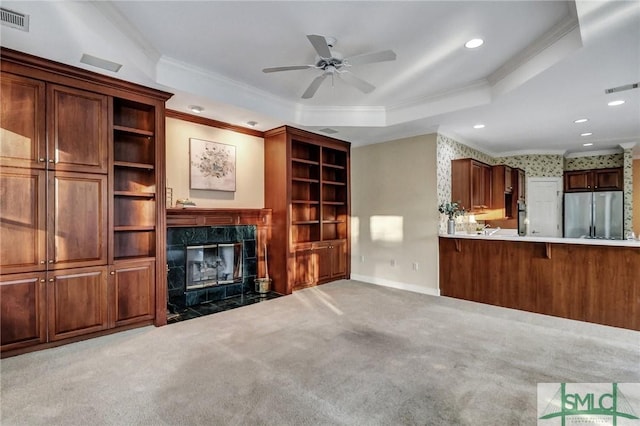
[439,231,640,247]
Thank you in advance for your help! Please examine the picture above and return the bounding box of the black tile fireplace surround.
[167,225,257,309]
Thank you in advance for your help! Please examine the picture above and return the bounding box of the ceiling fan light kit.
[262,34,397,99]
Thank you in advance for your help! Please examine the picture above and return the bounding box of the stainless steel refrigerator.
[564,191,623,239]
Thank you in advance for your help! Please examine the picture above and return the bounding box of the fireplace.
[186,243,242,290]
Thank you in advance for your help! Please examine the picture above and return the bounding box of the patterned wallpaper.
[623,149,633,235]
[564,153,624,171]
[494,155,564,177]
[436,133,635,235]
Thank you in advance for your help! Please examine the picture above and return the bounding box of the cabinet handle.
[48,278,54,282]
[39,158,46,162]
[48,159,54,163]
[110,271,115,275]
[40,260,46,264]
[48,260,54,264]
[40,279,45,283]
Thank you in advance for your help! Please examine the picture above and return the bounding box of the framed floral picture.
[189,138,236,191]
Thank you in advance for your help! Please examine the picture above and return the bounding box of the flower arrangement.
[438,201,465,221]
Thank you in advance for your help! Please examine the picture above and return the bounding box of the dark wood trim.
[166,208,272,227]
[166,110,264,138]
[1,47,172,102]
[265,125,351,151]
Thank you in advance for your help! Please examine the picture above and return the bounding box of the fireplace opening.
[186,242,243,290]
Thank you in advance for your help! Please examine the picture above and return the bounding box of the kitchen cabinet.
[0,48,171,356]
[514,168,526,200]
[491,165,513,219]
[564,168,622,192]
[265,126,350,295]
[451,158,492,212]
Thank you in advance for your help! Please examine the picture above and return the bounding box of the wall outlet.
[413,262,419,271]
[359,255,365,263]
[390,259,396,267]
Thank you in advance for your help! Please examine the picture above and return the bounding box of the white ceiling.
[1,1,638,156]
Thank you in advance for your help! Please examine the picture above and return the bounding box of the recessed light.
[580,132,593,136]
[473,124,485,129]
[574,118,588,123]
[189,105,204,113]
[607,100,625,106]
[246,121,258,127]
[465,38,484,49]
[583,143,593,147]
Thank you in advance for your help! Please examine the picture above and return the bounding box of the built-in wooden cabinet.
[0,48,171,356]
[0,272,47,351]
[451,158,492,212]
[265,126,350,295]
[109,260,156,327]
[47,266,109,342]
[293,240,347,290]
[564,168,623,192]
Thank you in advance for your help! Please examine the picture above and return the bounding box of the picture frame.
[189,138,236,191]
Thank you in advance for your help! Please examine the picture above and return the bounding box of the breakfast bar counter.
[439,234,640,331]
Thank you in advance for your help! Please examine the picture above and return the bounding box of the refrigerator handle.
[591,197,596,237]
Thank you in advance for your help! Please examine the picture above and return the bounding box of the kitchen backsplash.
[623,149,633,234]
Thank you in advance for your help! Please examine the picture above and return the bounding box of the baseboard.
[350,274,440,297]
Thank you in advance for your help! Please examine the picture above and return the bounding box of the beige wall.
[351,134,440,295]
[165,117,264,208]
[634,159,640,234]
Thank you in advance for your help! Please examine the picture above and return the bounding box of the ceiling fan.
[262,35,396,99]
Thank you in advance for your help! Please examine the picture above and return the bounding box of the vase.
[447,219,456,235]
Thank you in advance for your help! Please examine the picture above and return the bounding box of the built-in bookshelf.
[112,99,157,261]
[264,126,350,294]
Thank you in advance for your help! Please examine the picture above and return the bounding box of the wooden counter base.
[439,237,640,331]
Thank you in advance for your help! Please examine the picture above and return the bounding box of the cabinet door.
[330,240,347,278]
[47,84,108,174]
[0,72,46,169]
[564,170,591,192]
[593,168,622,191]
[314,243,332,283]
[1,272,47,352]
[109,261,155,327]
[293,248,315,290]
[47,266,108,341]
[50,171,108,269]
[0,167,47,274]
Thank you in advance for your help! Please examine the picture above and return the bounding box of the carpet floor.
[1,280,638,425]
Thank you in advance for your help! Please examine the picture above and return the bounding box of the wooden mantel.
[166,208,272,282]
[166,208,271,228]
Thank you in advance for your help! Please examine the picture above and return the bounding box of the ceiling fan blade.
[307,34,332,59]
[302,74,328,99]
[339,72,375,94]
[344,50,397,66]
[262,65,313,73]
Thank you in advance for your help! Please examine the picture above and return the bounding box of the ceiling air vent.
[319,128,338,135]
[605,82,639,94]
[0,7,29,32]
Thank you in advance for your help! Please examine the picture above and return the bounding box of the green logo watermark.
[538,383,640,425]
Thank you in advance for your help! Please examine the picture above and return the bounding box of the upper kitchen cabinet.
[451,158,492,212]
[564,168,623,192]
[491,165,514,219]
